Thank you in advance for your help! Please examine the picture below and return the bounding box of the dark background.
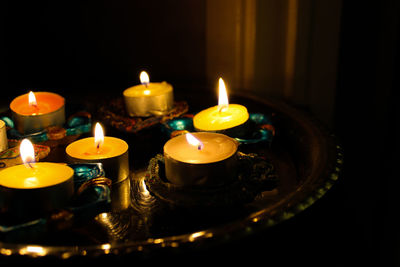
[2,1,207,103]
[1,1,398,265]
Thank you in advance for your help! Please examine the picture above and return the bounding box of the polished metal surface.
[67,150,129,184]
[124,89,174,117]
[12,105,65,135]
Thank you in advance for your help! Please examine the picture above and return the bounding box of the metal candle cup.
[0,162,74,221]
[66,137,129,183]
[10,92,65,134]
[123,82,174,117]
[0,139,74,221]
[163,132,239,186]
[123,71,174,117]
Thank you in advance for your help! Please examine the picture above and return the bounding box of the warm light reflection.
[218,78,229,112]
[185,133,204,150]
[94,122,104,150]
[28,91,37,107]
[101,243,111,250]
[140,179,150,197]
[0,248,12,256]
[20,138,35,165]
[19,245,46,256]
[140,71,150,85]
[188,231,208,242]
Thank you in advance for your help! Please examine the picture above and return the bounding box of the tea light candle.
[0,120,7,153]
[193,78,249,136]
[10,91,65,134]
[0,139,74,221]
[163,132,238,186]
[66,123,129,183]
[123,71,174,117]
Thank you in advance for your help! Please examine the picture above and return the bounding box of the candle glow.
[140,71,150,86]
[28,91,37,108]
[185,133,204,150]
[20,138,35,166]
[218,78,229,112]
[94,122,104,151]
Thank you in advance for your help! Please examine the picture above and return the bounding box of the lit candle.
[0,139,74,221]
[163,132,238,186]
[123,71,174,117]
[10,91,65,134]
[193,78,249,136]
[0,119,7,153]
[66,123,129,183]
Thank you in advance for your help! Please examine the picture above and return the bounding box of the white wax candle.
[163,132,239,186]
[164,132,238,164]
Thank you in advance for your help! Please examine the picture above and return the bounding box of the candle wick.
[197,143,204,150]
[218,105,228,113]
[144,82,149,88]
[29,103,39,111]
[31,104,39,115]
[26,161,34,169]
[96,143,101,153]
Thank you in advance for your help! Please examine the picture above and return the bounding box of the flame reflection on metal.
[131,173,157,212]
[19,245,46,256]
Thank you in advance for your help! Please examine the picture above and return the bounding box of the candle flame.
[94,122,104,150]
[28,91,37,107]
[140,71,150,85]
[20,138,35,166]
[185,133,204,150]
[218,78,229,112]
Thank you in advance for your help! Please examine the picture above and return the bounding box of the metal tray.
[0,89,342,259]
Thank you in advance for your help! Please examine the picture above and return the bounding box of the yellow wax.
[193,104,249,131]
[66,136,128,160]
[164,132,238,164]
[0,162,74,189]
[123,82,173,97]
